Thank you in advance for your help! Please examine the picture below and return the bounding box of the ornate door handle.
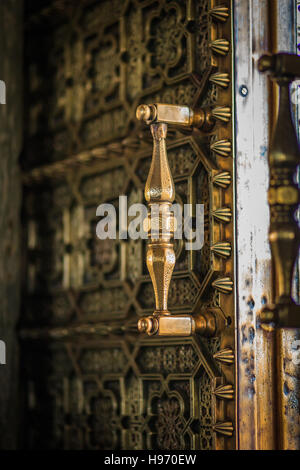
[136,103,225,337]
[258,53,300,327]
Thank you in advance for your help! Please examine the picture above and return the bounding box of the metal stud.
[209,6,230,23]
[211,242,232,259]
[213,421,234,437]
[212,171,231,188]
[212,106,231,123]
[209,72,230,89]
[213,207,232,223]
[213,348,234,365]
[210,140,232,157]
[210,39,230,56]
[212,277,233,294]
[214,384,234,400]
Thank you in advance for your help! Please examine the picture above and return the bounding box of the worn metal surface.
[234,0,300,450]
[233,0,275,449]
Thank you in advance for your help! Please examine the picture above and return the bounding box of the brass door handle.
[136,103,215,131]
[258,53,300,328]
[138,310,222,337]
[136,103,225,337]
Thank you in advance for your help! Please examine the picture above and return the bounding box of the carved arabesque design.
[154,394,186,450]
[137,343,199,374]
[25,0,216,167]
[23,335,219,450]
[23,128,232,448]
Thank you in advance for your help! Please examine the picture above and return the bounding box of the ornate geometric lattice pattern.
[22,0,234,450]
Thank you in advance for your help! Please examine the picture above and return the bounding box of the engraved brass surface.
[136,102,215,131]
[22,0,235,450]
[141,120,175,318]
